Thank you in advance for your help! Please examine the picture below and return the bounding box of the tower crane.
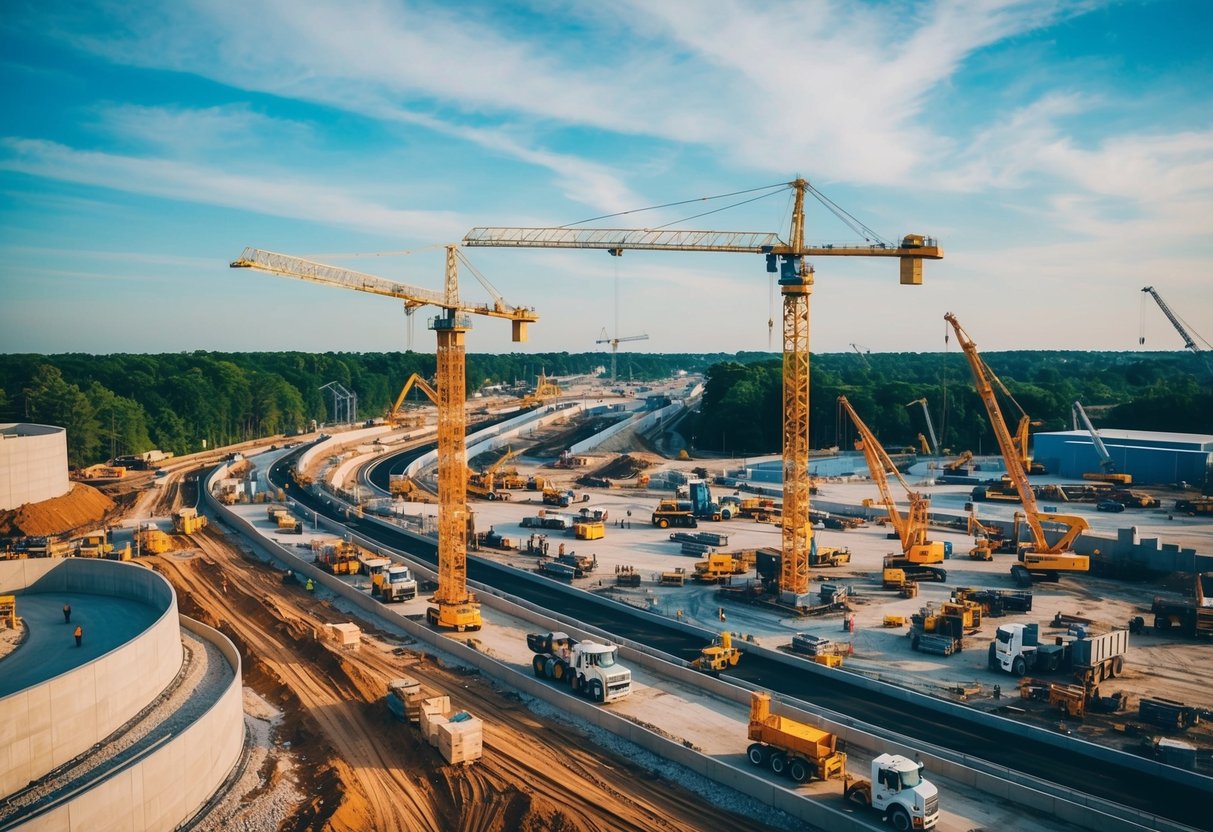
[466,179,941,603]
[596,329,650,383]
[904,398,940,456]
[231,246,538,631]
[1141,286,1213,380]
[944,313,1089,586]
[837,396,947,583]
[850,343,872,369]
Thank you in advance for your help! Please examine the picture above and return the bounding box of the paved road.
[0,593,162,697]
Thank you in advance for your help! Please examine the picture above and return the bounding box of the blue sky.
[1,0,1211,357]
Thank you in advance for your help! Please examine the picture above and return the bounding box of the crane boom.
[466,179,941,602]
[1072,401,1112,470]
[1142,286,1213,378]
[944,313,1089,575]
[232,245,537,630]
[905,398,940,456]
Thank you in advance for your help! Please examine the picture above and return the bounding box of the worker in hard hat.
[305,577,315,593]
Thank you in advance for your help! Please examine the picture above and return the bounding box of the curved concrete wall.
[0,559,183,798]
[0,424,70,511]
[15,618,245,832]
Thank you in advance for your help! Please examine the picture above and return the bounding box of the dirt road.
[153,528,792,832]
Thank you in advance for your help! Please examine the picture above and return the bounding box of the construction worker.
[305,577,315,594]
[62,603,72,623]
[74,625,83,647]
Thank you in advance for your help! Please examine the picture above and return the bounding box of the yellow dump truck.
[173,508,208,535]
[746,691,846,783]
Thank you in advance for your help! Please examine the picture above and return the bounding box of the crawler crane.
[231,246,538,630]
[466,179,942,604]
[838,396,947,583]
[944,313,1089,586]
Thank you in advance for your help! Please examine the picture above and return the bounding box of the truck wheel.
[788,758,810,783]
[589,680,604,702]
[1010,565,1032,587]
[1112,655,1124,677]
[658,519,670,529]
[769,752,787,776]
[889,807,913,832]
[747,743,768,767]
[1012,656,1026,677]
[532,655,546,677]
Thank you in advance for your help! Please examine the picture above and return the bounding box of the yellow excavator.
[838,396,947,584]
[386,373,438,428]
[945,313,1088,586]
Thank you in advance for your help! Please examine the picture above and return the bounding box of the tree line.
[0,349,1207,469]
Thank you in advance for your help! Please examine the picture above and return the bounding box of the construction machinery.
[232,246,537,632]
[526,631,632,703]
[136,523,173,555]
[838,396,948,584]
[688,478,735,520]
[385,675,425,723]
[990,622,1128,685]
[466,178,942,607]
[692,552,749,583]
[746,691,846,783]
[843,753,941,830]
[75,531,114,558]
[692,631,742,673]
[173,507,208,535]
[945,313,1090,586]
[386,373,437,428]
[1141,285,1213,380]
[651,499,698,529]
[966,508,1026,561]
[1149,573,1213,636]
[1072,400,1133,485]
[595,330,649,384]
[373,564,419,602]
[943,450,973,473]
[905,398,940,456]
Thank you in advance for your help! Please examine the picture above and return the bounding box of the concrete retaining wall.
[0,560,183,799]
[14,617,244,832]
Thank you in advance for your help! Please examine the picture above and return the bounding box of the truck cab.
[381,564,418,601]
[863,754,939,830]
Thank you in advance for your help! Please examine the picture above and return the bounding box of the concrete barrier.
[0,560,182,798]
[14,618,244,832]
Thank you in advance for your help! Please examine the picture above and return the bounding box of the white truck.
[989,622,1128,684]
[843,753,940,831]
[526,631,632,703]
[374,564,419,602]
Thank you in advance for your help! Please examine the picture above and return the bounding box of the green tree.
[23,365,99,467]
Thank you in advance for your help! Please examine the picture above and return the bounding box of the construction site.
[3,180,1213,832]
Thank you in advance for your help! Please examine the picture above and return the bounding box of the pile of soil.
[590,454,654,480]
[0,484,116,537]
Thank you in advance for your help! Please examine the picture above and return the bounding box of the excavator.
[386,373,438,428]
[837,396,948,584]
[945,313,1089,586]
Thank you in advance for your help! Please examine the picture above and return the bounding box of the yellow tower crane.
[465,178,941,603]
[837,396,948,583]
[231,246,538,630]
[943,313,1089,586]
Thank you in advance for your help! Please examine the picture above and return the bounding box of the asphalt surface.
[0,593,162,697]
[275,443,1212,830]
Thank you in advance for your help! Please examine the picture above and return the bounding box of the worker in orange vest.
[74,625,83,647]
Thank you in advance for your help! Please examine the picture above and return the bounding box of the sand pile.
[0,484,117,537]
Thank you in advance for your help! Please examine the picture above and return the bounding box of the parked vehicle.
[1096,500,1125,513]
[526,632,632,702]
[989,622,1128,684]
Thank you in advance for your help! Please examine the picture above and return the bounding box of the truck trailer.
[990,622,1128,684]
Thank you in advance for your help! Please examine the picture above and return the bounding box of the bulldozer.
[692,632,742,674]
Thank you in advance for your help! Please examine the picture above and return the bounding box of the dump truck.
[173,507,208,535]
[693,553,748,584]
[745,691,846,783]
[526,631,632,703]
[989,622,1128,684]
[651,499,698,529]
[843,753,941,830]
[1148,573,1213,637]
[373,564,418,602]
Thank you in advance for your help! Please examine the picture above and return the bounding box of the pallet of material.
[915,633,960,656]
[419,696,451,744]
[681,542,712,556]
[436,712,483,764]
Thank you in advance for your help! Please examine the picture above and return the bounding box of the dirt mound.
[590,454,654,480]
[0,484,117,537]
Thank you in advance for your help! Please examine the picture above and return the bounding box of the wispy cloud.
[0,137,466,239]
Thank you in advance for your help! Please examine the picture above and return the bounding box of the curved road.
[276,444,1209,830]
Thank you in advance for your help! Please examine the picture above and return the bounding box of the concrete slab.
[0,593,161,698]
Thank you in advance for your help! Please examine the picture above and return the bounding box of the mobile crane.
[232,246,537,631]
[904,398,940,456]
[386,373,438,428]
[1141,285,1213,380]
[466,179,942,605]
[838,396,947,583]
[945,314,1089,586]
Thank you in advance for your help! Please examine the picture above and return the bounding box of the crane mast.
[944,313,1088,582]
[595,329,650,383]
[467,178,941,602]
[231,245,537,630]
[905,398,940,455]
[1142,286,1213,379]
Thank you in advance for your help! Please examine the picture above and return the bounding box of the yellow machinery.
[0,595,16,629]
[904,397,940,456]
[173,507,208,535]
[573,520,605,540]
[518,370,564,407]
[233,245,537,632]
[693,631,742,673]
[75,531,114,558]
[944,450,973,473]
[693,553,748,583]
[387,373,437,428]
[967,509,1026,560]
[746,691,846,783]
[945,314,1089,586]
[838,396,947,584]
[136,524,173,555]
[465,178,941,604]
